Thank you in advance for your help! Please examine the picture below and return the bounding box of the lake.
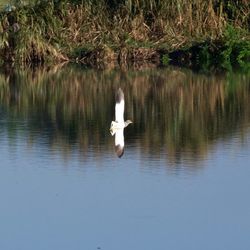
[0,64,249,250]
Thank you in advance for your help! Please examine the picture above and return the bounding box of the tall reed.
[0,0,249,64]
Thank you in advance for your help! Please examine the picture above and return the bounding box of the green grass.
[0,1,11,8]
[0,1,34,8]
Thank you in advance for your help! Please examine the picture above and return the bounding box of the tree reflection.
[0,64,249,167]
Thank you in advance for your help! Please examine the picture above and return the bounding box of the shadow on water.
[0,64,249,169]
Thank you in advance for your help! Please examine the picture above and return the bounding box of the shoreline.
[0,1,249,70]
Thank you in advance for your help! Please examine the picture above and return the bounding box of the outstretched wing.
[115,88,125,123]
[115,128,124,158]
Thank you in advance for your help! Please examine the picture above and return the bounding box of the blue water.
[0,66,249,250]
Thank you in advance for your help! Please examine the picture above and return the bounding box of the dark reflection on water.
[1,65,250,250]
[0,64,249,169]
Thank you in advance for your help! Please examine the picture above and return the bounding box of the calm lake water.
[0,64,249,250]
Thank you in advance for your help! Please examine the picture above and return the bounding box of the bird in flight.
[110,88,132,158]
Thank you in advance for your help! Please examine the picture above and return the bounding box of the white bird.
[110,88,132,158]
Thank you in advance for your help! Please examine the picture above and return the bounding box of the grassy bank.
[0,0,249,69]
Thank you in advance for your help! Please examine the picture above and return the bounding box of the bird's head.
[125,120,133,127]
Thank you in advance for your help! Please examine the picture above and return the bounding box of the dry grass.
[0,0,249,64]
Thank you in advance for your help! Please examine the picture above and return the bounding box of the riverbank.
[0,0,249,70]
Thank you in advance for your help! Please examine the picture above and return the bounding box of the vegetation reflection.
[0,65,249,166]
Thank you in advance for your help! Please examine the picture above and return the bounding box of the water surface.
[0,65,249,250]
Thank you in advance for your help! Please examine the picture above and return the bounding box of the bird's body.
[110,88,132,158]
[110,120,132,131]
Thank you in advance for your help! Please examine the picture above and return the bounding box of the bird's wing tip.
[115,88,124,103]
[115,145,124,158]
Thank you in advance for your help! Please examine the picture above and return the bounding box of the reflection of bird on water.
[110,88,132,158]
